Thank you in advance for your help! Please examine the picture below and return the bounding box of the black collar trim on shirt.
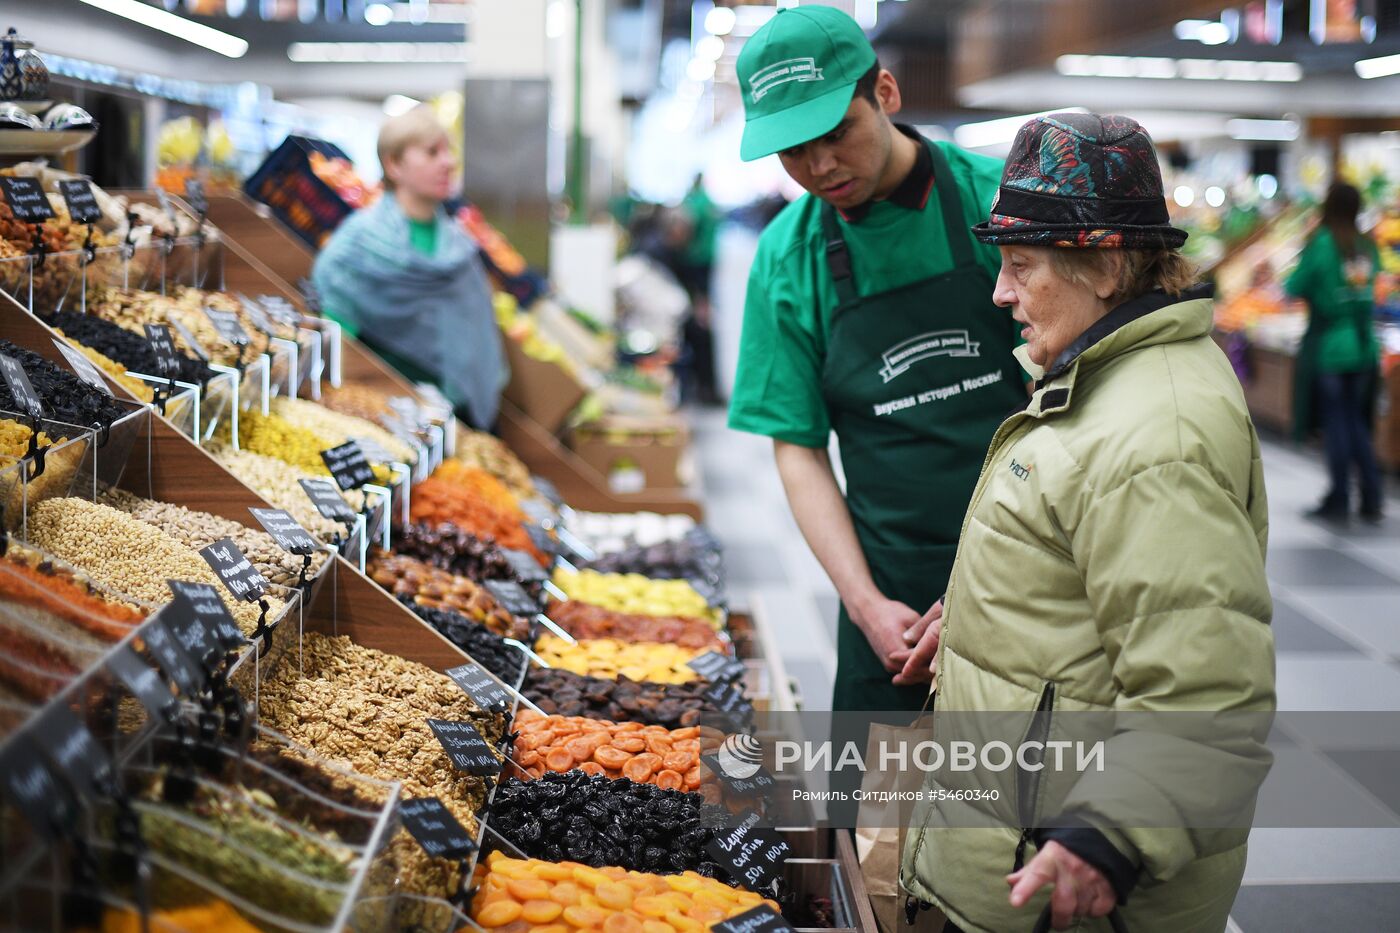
[837,124,934,222]
[1039,283,1214,384]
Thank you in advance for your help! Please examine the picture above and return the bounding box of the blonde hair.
[1049,248,1198,304]
[377,106,450,191]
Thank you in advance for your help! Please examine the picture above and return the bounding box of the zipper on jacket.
[1013,682,1057,872]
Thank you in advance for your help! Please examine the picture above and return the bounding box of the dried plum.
[44,310,214,386]
[0,339,131,427]
[521,669,724,729]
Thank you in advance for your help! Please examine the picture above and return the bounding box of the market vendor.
[313,106,506,429]
[726,6,1024,712]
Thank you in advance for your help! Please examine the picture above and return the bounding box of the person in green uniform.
[727,6,1024,713]
[313,106,506,429]
[1285,182,1385,523]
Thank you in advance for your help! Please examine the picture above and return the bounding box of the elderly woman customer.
[313,106,506,429]
[897,114,1276,932]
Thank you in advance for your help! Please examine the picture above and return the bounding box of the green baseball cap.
[737,6,877,162]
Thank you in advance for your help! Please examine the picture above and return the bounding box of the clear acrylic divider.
[0,414,98,536]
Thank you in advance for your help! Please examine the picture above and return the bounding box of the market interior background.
[3,0,1400,930]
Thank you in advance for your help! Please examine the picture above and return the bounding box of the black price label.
[711,906,795,933]
[0,736,77,840]
[427,718,502,776]
[240,297,276,337]
[105,644,178,723]
[399,796,478,859]
[163,600,222,674]
[502,548,548,584]
[530,475,565,507]
[31,706,115,804]
[484,579,542,618]
[299,478,357,524]
[169,317,210,362]
[58,179,103,225]
[446,661,513,713]
[168,580,245,652]
[140,614,204,695]
[249,508,317,556]
[704,809,790,893]
[204,307,250,347]
[525,523,558,558]
[519,499,554,526]
[198,538,269,604]
[143,323,183,379]
[321,441,375,491]
[687,651,746,684]
[184,178,208,215]
[0,176,55,223]
[700,752,778,799]
[52,338,114,396]
[0,351,44,419]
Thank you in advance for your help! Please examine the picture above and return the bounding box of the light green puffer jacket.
[900,292,1276,933]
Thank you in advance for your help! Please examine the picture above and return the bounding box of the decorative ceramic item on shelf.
[0,29,23,101]
[43,103,93,131]
[18,38,46,101]
[0,101,41,130]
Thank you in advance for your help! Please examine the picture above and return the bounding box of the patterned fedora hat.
[972,112,1188,249]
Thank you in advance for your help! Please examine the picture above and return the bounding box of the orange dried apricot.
[475,900,523,927]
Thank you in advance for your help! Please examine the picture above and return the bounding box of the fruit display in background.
[522,669,722,730]
[551,568,719,626]
[532,635,705,685]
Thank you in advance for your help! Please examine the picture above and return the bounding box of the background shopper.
[726,6,1023,713]
[899,114,1276,933]
[313,106,506,430]
[1286,182,1384,523]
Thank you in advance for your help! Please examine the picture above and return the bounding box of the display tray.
[0,127,96,155]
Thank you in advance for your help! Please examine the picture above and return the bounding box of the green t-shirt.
[728,139,1008,447]
[1285,228,1379,374]
[408,217,438,256]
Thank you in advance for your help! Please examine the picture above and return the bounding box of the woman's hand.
[891,599,942,685]
[1006,841,1116,930]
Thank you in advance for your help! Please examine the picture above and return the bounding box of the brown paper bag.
[856,712,946,933]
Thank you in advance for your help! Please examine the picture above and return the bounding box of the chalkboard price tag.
[519,499,554,526]
[711,906,795,933]
[0,736,77,839]
[198,538,269,604]
[105,644,179,724]
[52,338,113,396]
[31,705,115,804]
[321,441,375,491]
[427,719,502,776]
[140,613,204,695]
[239,296,276,337]
[249,508,317,556]
[204,307,250,347]
[687,651,746,684]
[400,796,478,859]
[184,178,208,216]
[700,753,778,799]
[446,661,513,713]
[0,352,44,419]
[525,523,558,558]
[484,579,543,618]
[168,579,245,652]
[704,809,791,893]
[0,176,55,222]
[502,548,548,584]
[168,316,210,362]
[58,179,103,225]
[144,323,183,379]
[530,475,565,507]
[299,478,357,525]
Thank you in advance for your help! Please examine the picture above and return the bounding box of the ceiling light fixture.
[288,42,469,63]
[1056,54,1300,82]
[954,107,1088,149]
[383,94,421,116]
[1355,52,1400,79]
[75,0,248,58]
[1227,118,1299,141]
[364,3,394,26]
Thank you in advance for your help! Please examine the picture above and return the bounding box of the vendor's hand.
[852,597,923,673]
[891,600,942,686]
[1006,841,1116,930]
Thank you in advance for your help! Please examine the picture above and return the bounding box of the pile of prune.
[0,339,131,427]
[582,530,725,592]
[522,668,721,729]
[397,597,527,684]
[45,310,214,386]
[491,771,725,876]
[782,894,837,928]
[394,521,532,587]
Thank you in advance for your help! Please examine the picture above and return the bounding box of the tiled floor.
[689,407,1400,930]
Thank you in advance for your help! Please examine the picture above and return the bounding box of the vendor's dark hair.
[1321,182,1362,257]
[854,61,881,104]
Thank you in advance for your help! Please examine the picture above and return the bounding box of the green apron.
[820,144,1024,713]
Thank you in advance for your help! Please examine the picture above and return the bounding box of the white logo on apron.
[878,330,981,383]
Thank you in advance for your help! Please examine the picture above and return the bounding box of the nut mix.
[522,669,722,730]
[533,636,704,685]
[209,444,361,542]
[26,497,275,635]
[366,550,527,639]
[546,600,726,653]
[468,851,780,931]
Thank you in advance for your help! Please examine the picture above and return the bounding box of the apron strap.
[927,141,976,270]
[821,204,859,307]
